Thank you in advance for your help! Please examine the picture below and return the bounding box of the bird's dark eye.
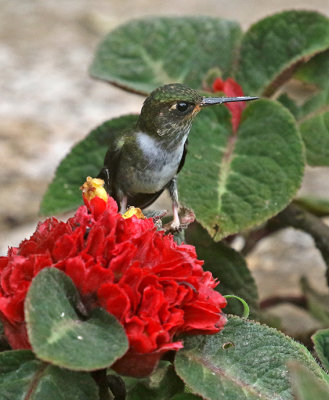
[176,102,189,112]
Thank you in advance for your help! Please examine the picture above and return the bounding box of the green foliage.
[289,363,329,400]
[299,111,329,166]
[312,329,329,372]
[185,223,258,317]
[171,395,202,400]
[25,268,128,371]
[90,17,242,94]
[175,316,327,400]
[235,10,329,96]
[122,362,184,400]
[179,99,304,239]
[289,49,329,166]
[0,350,98,400]
[295,49,329,118]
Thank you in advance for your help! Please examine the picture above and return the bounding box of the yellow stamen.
[80,177,108,202]
[122,206,145,220]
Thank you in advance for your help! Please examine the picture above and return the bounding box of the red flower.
[212,77,246,132]
[0,195,226,377]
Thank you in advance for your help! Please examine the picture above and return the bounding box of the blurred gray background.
[1,0,329,333]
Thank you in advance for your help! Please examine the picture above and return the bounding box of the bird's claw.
[164,220,189,233]
[169,220,182,232]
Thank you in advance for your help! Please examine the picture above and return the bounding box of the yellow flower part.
[122,206,145,220]
[80,177,108,202]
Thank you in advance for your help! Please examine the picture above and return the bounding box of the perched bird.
[98,83,257,229]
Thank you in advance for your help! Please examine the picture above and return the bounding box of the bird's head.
[137,83,257,141]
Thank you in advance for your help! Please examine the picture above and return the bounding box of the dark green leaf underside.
[294,49,329,117]
[289,362,329,400]
[299,111,329,166]
[279,50,329,137]
[25,268,128,371]
[284,50,329,165]
[0,350,98,400]
[40,114,138,215]
[90,16,242,94]
[185,223,259,317]
[179,99,304,239]
[123,362,184,400]
[175,316,325,400]
[312,329,329,372]
[236,10,329,96]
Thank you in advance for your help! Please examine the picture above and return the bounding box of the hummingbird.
[98,83,257,229]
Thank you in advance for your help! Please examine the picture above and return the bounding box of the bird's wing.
[177,138,188,174]
[127,190,164,210]
[97,136,125,196]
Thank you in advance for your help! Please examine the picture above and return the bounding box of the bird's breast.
[120,132,185,194]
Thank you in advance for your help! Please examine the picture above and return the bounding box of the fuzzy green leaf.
[40,115,138,215]
[90,16,242,94]
[171,395,202,400]
[295,49,329,118]
[25,268,128,371]
[236,10,329,96]
[122,362,184,400]
[289,362,329,400]
[286,50,329,166]
[0,350,98,400]
[175,316,326,400]
[179,99,304,240]
[185,223,258,317]
[312,329,329,372]
[299,111,329,166]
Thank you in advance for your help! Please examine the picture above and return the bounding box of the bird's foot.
[169,220,183,232]
[163,207,196,233]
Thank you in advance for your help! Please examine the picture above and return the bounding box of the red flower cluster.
[0,195,226,376]
[213,77,246,132]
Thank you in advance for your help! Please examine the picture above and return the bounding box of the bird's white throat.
[133,131,186,192]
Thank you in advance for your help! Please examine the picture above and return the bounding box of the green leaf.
[299,111,329,166]
[175,316,326,400]
[289,362,329,400]
[90,16,242,94]
[236,10,329,96]
[294,196,329,217]
[295,49,329,119]
[25,268,128,371]
[292,51,329,166]
[295,49,329,88]
[0,350,98,400]
[312,329,329,371]
[301,277,329,326]
[277,93,301,119]
[171,394,202,400]
[40,114,138,215]
[123,361,184,400]
[185,223,258,317]
[179,99,304,239]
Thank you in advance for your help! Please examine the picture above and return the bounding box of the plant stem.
[260,295,307,310]
[92,369,112,400]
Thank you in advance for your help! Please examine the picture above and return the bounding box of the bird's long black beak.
[200,96,259,107]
